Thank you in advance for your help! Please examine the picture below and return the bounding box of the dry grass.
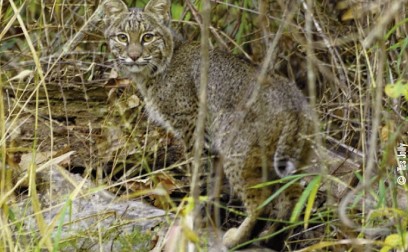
[1,0,408,251]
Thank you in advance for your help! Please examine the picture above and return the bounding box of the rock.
[7,165,167,251]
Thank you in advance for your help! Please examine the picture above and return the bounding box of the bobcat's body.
[102,0,314,248]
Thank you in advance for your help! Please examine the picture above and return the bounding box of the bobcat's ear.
[144,0,171,26]
[102,0,128,18]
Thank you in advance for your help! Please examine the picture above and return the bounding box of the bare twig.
[188,0,211,251]
[339,38,387,236]
[246,2,294,108]
[185,1,230,52]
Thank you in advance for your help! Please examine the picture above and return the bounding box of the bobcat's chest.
[144,94,177,135]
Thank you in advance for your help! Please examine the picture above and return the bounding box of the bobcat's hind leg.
[222,157,269,248]
[223,213,259,248]
[259,183,303,249]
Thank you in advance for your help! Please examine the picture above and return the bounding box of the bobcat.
[101,0,314,248]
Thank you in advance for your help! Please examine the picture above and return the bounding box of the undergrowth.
[1,0,408,251]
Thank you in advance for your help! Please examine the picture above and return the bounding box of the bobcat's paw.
[258,227,274,246]
[223,227,240,248]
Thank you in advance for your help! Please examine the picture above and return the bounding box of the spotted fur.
[102,0,314,248]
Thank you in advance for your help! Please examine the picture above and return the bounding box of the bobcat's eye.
[141,33,154,43]
[116,33,129,43]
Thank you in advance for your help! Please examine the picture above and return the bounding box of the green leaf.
[251,173,312,189]
[53,198,72,252]
[257,177,302,210]
[289,175,321,223]
[171,4,184,20]
[303,175,321,228]
[380,233,408,252]
[384,80,408,100]
[385,18,408,40]
[377,179,386,208]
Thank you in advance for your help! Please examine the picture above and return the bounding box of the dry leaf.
[109,69,119,79]
[10,69,33,81]
[127,94,140,108]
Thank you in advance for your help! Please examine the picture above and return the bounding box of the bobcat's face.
[103,0,173,77]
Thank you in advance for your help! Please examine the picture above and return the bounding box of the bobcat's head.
[103,0,173,77]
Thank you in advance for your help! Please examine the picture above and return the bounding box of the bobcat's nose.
[128,51,141,62]
[127,44,143,62]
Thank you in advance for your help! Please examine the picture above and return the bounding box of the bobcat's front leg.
[181,122,197,154]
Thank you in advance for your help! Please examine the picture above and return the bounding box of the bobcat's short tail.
[274,157,297,178]
[273,113,311,178]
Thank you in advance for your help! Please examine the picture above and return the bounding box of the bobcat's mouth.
[123,56,153,71]
[120,59,149,73]
[123,62,148,66]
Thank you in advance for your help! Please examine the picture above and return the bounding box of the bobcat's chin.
[124,64,145,73]
[120,62,162,77]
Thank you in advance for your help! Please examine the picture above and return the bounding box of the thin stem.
[189,0,211,251]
